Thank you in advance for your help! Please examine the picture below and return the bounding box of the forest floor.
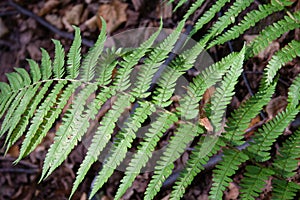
[0,0,299,200]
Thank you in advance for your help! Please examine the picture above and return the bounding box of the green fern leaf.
[41,83,98,179]
[272,179,300,200]
[66,26,81,79]
[40,48,52,79]
[81,19,106,82]
[247,106,299,162]
[264,40,300,86]
[246,11,300,58]
[3,83,41,146]
[27,59,41,82]
[178,52,237,120]
[288,74,300,109]
[144,123,202,200]
[209,46,245,134]
[115,111,177,200]
[5,81,53,150]
[208,0,292,48]
[209,149,249,199]
[190,0,230,36]
[272,129,300,178]
[181,0,205,19]
[132,22,183,98]
[113,21,166,92]
[224,82,276,145]
[6,72,24,91]
[14,67,31,85]
[170,136,225,200]
[52,39,65,78]
[201,0,254,46]
[70,94,132,198]
[68,87,113,197]
[15,81,66,163]
[89,101,155,199]
[240,165,275,200]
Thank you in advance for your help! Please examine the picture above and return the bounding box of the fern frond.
[264,40,300,86]
[14,67,31,85]
[201,0,254,46]
[6,72,24,90]
[272,179,300,200]
[81,18,106,82]
[178,52,237,120]
[113,20,166,92]
[66,26,81,79]
[68,87,112,197]
[3,83,41,145]
[144,123,202,200]
[40,48,52,79]
[224,82,276,146]
[70,94,132,197]
[115,111,177,200]
[27,59,42,82]
[209,149,249,199]
[5,81,53,150]
[208,0,292,48]
[209,46,245,134]
[131,22,183,98]
[96,49,119,86]
[0,89,28,137]
[240,165,274,200]
[89,101,156,199]
[52,39,65,79]
[182,0,205,19]
[247,106,299,162]
[190,0,230,36]
[170,136,225,200]
[0,82,11,116]
[272,129,300,178]
[15,81,67,163]
[152,61,187,107]
[41,83,98,179]
[246,11,300,58]
[288,73,300,108]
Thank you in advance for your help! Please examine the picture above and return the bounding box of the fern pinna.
[1,0,300,199]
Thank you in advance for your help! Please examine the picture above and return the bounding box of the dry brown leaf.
[38,0,60,16]
[266,96,287,119]
[45,14,63,29]
[96,0,128,33]
[7,145,19,158]
[62,4,84,31]
[199,117,214,133]
[225,182,239,200]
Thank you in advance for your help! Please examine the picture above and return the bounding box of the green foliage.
[1,0,300,199]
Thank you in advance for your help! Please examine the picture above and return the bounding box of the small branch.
[0,168,39,174]
[7,0,94,47]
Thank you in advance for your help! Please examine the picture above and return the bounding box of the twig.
[7,0,94,47]
[0,168,39,174]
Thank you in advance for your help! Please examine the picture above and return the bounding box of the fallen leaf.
[45,14,63,29]
[266,96,287,119]
[225,182,239,200]
[63,4,84,31]
[156,1,173,19]
[7,145,19,158]
[38,0,60,16]
[132,0,144,11]
[96,0,128,33]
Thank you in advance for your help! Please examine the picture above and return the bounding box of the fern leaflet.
[66,26,81,79]
[209,149,249,199]
[240,165,275,200]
